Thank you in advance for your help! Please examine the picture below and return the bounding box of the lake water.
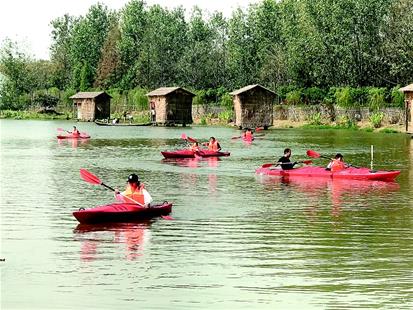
[1,119,412,309]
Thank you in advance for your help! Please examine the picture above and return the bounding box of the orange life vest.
[331,159,345,172]
[72,130,80,137]
[123,184,145,205]
[208,140,219,151]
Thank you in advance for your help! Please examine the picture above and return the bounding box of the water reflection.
[257,175,400,219]
[57,138,89,148]
[161,157,222,168]
[74,221,151,261]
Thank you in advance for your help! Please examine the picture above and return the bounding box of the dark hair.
[284,148,291,154]
[210,137,215,140]
[127,173,140,185]
[335,153,343,159]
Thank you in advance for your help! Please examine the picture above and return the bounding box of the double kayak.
[161,150,230,158]
[255,166,400,181]
[57,134,90,139]
[73,202,172,224]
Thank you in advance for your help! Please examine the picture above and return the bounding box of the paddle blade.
[181,133,187,140]
[231,136,241,139]
[187,136,198,143]
[161,215,174,220]
[80,169,102,185]
[306,150,320,158]
[302,160,313,165]
[57,128,65,132]
[261,163,274,168]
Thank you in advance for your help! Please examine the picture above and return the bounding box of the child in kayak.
[242,128,254,141]
[326,153,347,172]
[71,126,80,137]
[277,148,298,170]
[114,173,153,207]
[189,142,200,152]
[206,137,221,151]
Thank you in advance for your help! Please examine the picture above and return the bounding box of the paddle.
[181,133,198,143]
[261,160,312,168]
[80,169,144,207]
[57,127,70,133]
[306,150,359,168]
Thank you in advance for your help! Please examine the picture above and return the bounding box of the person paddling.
[114,174,153,207]
[326,153,347,172]
[71,126,80,137]
[206,137,221,151]
[189,142,200,152]
[277,148,298,170]
[242,128,254,140]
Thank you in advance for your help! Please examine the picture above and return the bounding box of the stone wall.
[273,104,405,126]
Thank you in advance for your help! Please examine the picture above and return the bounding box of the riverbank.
[1,106,406,134]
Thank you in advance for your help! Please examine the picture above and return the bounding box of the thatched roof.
[70,91,112,99]
[230,84,276,96]
[400,84,413,93]
[146,87,195,97]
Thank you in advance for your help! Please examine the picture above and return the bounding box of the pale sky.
[0,0,257,60]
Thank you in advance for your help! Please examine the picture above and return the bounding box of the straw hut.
[230,84,276,129]
[70,91,111,121]
[146,87,194,126]
[399,83,413,133]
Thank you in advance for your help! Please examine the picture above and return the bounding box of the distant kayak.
[195,150,230,157]
[255,166,400,181]
[57,134,90,139]
[73,202,172,224]
[161,150,195,158]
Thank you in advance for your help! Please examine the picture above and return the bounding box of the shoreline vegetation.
[0,107,404,134]
[1,0,411,136]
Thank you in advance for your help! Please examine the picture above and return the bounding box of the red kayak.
[161,150,195,158]
[195,150,230,157]
[73,202,172,224]
[57,134,90,139]
[255,166,400,181]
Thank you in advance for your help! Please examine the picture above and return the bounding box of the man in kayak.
[327,153,347,172]
[71,126,80,137]
[277,148,298,170]
[207,137,221,151]
[114,174,153,207]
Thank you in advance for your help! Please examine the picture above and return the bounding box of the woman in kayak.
[114,173,153,207]
[277,148,298,170]
[71,126,80,137]
[327,153,347,172]
[207,137,221,151]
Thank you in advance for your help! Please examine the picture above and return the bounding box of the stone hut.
[400,84,413,134]
[230,84,276,129]
[70,91,111,121]
[146,87,194,126]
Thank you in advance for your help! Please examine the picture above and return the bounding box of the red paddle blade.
[302,160,312,165]
[161,215,174,220]
[306,150,320,158]
[181,133,187,140]
[80,169,102,185]
[255,127,263,132]
[187,136,197,143]
[57,128,65,131]
[261,163,274,168]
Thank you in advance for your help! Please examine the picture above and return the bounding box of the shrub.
[335,87,353,108]
[308,112,323,125]
[218,110,233,123]
[368,87,386,111]
[390,86,404,108]
[302,87,326,105]
[336,115,357,129]
[286,89,302,105]
[369,112,384,128]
